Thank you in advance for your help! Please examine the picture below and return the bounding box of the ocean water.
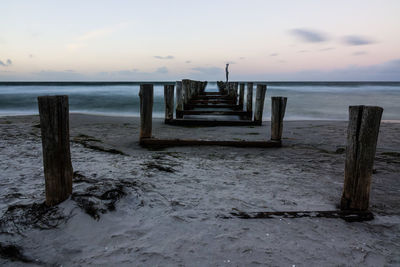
[0,82,399,120]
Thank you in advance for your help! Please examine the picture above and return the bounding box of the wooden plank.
[193,95,232,100]
[200,92,222,95]
[190,99,234,104]
[341,105,383,211]
[139,84,153,139]
[175,81,183,119]
[271,97,287,141]
[254,84,267,125]
[37,95,73,206]
[165,119,258,126]
[140,138,281,148]
[182,110,248,116]
[164,84,174,122]
[184,104,241,109]
[227,210,374,222]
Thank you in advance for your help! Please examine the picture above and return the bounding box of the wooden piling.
[182,79,190,104]
[139,84,153,139]
[340,105,383,211]
[175,81,183,118]
[164,84,174,122]
[234,82,239,103]
[37,95,73,206]
[271,97,287,141]
[246,82,253,119]
[239,83,245,109]
[254,84,267,125]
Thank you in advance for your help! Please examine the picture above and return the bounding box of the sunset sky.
[0,0,399,81]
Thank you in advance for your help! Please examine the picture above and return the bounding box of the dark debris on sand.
[0,243,33,263]
[71,171,143,220]
[0,202,71,235]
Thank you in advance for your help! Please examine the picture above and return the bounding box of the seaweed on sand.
[0,243,33,263]
[71,172,142,220]
[0,202,72,235]
[72,134,127,155]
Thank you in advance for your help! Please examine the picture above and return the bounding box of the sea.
[0,82,399,121]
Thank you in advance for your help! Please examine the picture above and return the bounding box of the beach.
[1,114,399,266]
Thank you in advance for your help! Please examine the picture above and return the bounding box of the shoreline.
[1,112,400,123]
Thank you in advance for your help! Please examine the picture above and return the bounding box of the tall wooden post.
[176,81,183,118]
[234,82,239,104]
[164,84,174,122]
[139,84,153,139]
[182,79,190,105]
[38,95,73,206]
[246,82,253,120]
[239,83,245,110]
[340,105,383,211]
[254,84,267,125]
[271,97,287,141]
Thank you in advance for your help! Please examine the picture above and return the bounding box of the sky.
[0,0,399,81]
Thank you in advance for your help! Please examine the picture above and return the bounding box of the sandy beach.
[0,114,399,266]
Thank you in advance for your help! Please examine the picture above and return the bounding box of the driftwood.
[227,210,374,222]
[165,119,257,127]
[140,138,281,148]
[38,95,73,206]
[341,105,383,211]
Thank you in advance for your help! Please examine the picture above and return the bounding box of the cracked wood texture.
[139,84,153,139]
[38,95,73,206]
[341,105,383,211]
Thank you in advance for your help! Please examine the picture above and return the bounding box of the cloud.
[154,55,174,60]
[192,67,223,75]
[29,54,34,58]
[270,53,278,57]
[298,50,308,53]
[319,47,335,52]
[185,60,191,64]
[0,59,12,67]
[290,28,328,43]
[343,35,374,46]
[239,57,245,60]
[66,23,128,51]
[353,51,368,56]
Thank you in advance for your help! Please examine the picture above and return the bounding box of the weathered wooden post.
[182,79,190,105]
[246,82,253,120]
[37,95,73,206]
[239,83,245,110]
[139,84,153,139]
[176,81,183,119]
[254,84,267,125]
[164,84,174,123]
[234,82,239,104]
[271,97,287,141]
[340,105,383,211]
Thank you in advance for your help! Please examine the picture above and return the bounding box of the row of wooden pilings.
[37,93,383,216]
[141,82,286,140]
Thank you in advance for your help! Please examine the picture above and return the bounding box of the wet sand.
[0,114,399,266]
